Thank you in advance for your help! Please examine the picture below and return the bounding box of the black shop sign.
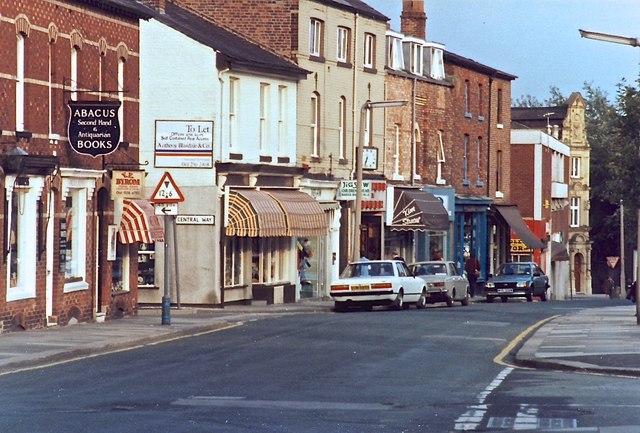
[68,101,121,157]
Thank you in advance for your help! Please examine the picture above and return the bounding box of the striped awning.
[267,189,328,237]
[118,199,164,244]
[225,189,328,237]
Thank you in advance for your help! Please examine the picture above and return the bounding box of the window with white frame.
[386,34,404,70]
[229,77,239,148]
[436,131,446,183]
[552,151,565,183]
[571,156,581,178]
[111,242,129,292]
[71,45,79,101]
[339,96,347,159]
[394,124,401,177]
[410,42,423,75]
[278,85,287,154]
[251,238,288,284]
[64,189,87,290]
[426,44,445,80]
[117,56,125,143]
[364,33,375,68]
[310,92,320,156]
[224,237,244,286]
[337,26,350,63]
[259,82,270,152]
[364,106,372,146]
[6,179,41,302]
[309,18,323,57]
[463,134,470,185]
[570,197,580,227]
[16,32,25,131]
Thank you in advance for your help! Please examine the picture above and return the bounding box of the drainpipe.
[411,76,416,186]
[487,76,493,198]
[350,13,360,181]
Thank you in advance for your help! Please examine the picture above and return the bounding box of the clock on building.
[363,147,378,170]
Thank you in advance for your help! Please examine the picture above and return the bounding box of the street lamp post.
[352,100,407,262]
[580,28,640,322]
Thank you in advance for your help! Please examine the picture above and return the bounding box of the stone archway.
[574,253,584,293]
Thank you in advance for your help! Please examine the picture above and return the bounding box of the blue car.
[485,262,549,303]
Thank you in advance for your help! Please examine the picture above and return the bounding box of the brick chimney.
[143,0,166,14]
[400,0,426,39]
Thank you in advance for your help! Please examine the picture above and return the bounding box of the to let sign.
[68,101,121,157]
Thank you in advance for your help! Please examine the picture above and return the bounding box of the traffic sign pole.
[162,214,171,325]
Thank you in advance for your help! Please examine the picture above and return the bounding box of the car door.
[396,261,422,300]
[448,262,466,298]
[532,265,546,291]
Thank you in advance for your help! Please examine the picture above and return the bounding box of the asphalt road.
[0,297,635,432]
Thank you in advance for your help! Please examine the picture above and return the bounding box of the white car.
[409,261,470,307]
[330,259,427,312]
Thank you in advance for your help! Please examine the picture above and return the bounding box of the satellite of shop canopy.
[367,0,640,102]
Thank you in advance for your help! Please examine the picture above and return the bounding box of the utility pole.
[620,200,625,300]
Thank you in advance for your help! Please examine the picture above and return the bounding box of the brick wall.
[0,1,142,332]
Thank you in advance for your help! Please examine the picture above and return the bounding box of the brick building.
[0,0,151,332]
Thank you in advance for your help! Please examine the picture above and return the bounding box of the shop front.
[385,186,450,262]
[454,196,491,283]
[223,187,328,304]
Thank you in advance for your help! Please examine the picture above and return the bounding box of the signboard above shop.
[336,180,372,201]
[111,170,144,199]
[67,100,121,157]
[155,120,214,168]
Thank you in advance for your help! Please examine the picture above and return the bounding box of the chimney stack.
[401,0,427,39]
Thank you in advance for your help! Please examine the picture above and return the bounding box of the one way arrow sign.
[150,172,184,203]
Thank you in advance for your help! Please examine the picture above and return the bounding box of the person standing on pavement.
[464,251,481,297]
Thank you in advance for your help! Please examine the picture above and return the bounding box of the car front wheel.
[486,295,495,303]
[416,289,427,309]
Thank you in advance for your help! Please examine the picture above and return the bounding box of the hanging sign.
[111,170,144,199]
[67,100,121,157]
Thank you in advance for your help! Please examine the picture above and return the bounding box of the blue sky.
[366,0,640,103]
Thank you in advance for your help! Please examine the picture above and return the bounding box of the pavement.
[0,296,640,377]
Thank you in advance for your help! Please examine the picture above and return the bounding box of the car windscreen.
[496,264,531,276]
[340,262,394,278]
[412,263,446,276]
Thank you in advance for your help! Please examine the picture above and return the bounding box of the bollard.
[161,295,171,325]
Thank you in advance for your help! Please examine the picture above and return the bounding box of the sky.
[365,0,640,104]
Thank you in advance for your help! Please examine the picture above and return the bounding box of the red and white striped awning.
[118,199,164,244]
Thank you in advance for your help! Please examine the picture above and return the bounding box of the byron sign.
[67,100,121,157]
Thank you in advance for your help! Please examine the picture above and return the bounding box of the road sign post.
[150,172,184,325]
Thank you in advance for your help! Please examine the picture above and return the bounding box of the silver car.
[409,261,470,307]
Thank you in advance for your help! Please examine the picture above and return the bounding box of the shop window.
[136,243,155,288]
[64,189,88,292]
[112,243,130,292]
[225,237,243,287]
[251,237,288,284]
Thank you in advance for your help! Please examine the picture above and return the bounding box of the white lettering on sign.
[176,215,215,225]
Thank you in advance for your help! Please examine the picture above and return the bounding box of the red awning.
[118,199,164,244]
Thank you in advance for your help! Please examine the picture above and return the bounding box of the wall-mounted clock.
[363,147,377,170]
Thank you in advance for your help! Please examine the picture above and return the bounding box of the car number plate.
[351,285,370,291]
[497,288,513,293]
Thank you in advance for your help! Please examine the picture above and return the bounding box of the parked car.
[485,262,549,303]
[330,259,427,311]
[409,261,470,307]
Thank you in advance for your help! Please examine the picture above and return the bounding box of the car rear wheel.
[540,290,548,302]
[526,290,533,302]
[416,290,427,309]
[446,293,454,307]
[334,302,348,312]
[393,290,404,310]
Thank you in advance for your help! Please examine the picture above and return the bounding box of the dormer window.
[423,42,445,80]
[386,31,404,70]
[402,38,423,76]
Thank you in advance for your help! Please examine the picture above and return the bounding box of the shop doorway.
[574,253,583,293]
[360,214,382,260]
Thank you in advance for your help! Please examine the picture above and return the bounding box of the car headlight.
[516,281,528,288]
[486,282,495,288]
